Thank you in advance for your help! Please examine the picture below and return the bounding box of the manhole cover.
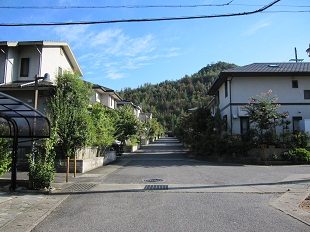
[144,185,168,190]
[64,183,97,191]
[143,178,164,183]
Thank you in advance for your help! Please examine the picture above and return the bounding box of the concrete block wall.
[55,150,117,173]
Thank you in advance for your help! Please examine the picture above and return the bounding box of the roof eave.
[61,44,83,76]
[208,71,310,95]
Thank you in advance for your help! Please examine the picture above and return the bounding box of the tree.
[27,126,57,189]
[0,138,11,177]
[48,72,94,158]
[115,105,139,144]
[119,61,237,132]
[242,90,289,145]
[89,103,116,149]
[175,107,221,156]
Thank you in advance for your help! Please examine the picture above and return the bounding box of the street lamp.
[306,45,310,57]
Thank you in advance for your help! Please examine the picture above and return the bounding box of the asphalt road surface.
[32,137,310,232]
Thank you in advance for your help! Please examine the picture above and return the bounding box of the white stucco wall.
[17,46,41,82]
[231,76,308,103]
[218,75,310,134]
[6,47,19,83]
[41,46,74,82]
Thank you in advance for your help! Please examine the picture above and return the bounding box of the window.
[293,117,302,132]
[240,117,249,135]
[225,81,228,98]
[223,115,228,131]
[292,80,298,88]
[20,58,29,77]
[304,90,310,99]
[58,67,62,76]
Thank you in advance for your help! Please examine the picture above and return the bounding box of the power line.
[263,10,310,13]
[1,1,309,10]
[0,1,235,9]
[231,4,310,8]
[0,0,281,27]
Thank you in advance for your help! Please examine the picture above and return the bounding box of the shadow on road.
[51,178,310,196]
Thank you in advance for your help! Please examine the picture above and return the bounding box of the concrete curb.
[270,190,310,226]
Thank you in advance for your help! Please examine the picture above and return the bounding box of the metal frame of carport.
[0,92,50,190]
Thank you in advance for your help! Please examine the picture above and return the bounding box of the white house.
[207,62,310,135]
[0,41,123,112]
[0,41,82,84]
[0,41,82,112]
[117,100,143,119]
[91,84,122,110]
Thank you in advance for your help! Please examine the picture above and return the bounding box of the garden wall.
[55,149,117,173]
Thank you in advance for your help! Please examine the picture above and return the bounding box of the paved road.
[30,137,310,232]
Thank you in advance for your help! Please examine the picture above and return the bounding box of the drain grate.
[143,178,164,183]
[144,185,168,190]
[64,183,97,191]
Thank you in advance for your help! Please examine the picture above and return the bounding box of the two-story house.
[207,62,310,135]
[91,84,122,110]
[117,100,142,119]
[116,100,153,122]
[0,41,83,112]
[0,41,123,112]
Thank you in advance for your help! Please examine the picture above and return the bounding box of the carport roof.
[0,92,50,138]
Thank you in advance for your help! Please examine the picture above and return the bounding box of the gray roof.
[222,62,310,74]
[208,62,310,95]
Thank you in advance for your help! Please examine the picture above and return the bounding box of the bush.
[283,148,310,162]
[290,132,310,148]
[27,152,56,189]
[218,134,253,156]
[0,138,11,177]
[27,130,57,189]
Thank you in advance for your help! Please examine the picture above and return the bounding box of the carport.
[0,92,50,190]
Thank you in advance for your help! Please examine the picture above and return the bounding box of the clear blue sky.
[0,0,309,91]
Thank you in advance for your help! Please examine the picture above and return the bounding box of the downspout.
[1,49,8,84]
[33,45,42,110]
[228,76,233,135]
[34,45,42,76]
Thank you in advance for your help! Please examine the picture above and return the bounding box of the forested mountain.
[119,61,237,132]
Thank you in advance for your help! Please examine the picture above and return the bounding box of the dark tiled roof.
[222,62,310,74]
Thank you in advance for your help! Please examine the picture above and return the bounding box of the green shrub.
[218,134,253,156]
[290,132,310,148]
[283,148,310,162]
[27,152,56,189]
[27,129,57,189]
[0,138,11,177]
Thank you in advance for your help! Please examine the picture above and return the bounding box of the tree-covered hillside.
[119,61,237,132]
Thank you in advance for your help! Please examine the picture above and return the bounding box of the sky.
[0,0,309,91]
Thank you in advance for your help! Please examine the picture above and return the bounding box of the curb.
[270,190,310,226]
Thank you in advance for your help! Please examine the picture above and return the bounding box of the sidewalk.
[0,150,310,231]
[0,157,130,232]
